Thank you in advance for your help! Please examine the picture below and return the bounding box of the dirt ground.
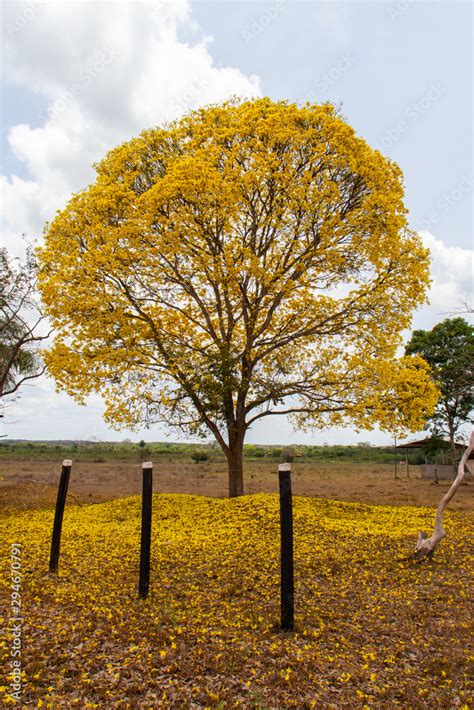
[1,457,472,514]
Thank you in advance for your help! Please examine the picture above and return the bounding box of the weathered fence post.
[278,462,294,631]
[139,461,153,599]
[49,459,72,573]
[394,436,398,480]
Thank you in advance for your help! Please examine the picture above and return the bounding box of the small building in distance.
[396,437,473,481]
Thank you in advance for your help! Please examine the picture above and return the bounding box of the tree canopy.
[1,247,48,414]
[38,98,438,495]
[405,317,474,463]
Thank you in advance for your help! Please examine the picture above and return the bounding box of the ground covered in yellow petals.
[1,494,473,708]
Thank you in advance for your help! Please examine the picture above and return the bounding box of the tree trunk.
[227,433,245,498]
[448,425,457,477]
[411,431,473,562]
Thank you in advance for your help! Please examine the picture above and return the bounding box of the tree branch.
[410,431,474,562]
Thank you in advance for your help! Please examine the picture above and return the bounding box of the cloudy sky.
[1,0,472,445]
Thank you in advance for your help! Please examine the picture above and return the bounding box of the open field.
[0,440,405,464]
[1,493,473,708]
[1,448,473,707]
[1,456,473,514]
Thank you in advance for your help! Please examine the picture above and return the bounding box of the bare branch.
[0,247,51,408]
[410,431,474,562]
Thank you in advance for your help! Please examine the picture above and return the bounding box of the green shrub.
[281,447,296,463]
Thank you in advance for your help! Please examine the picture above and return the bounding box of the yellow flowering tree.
[38,98,438,496]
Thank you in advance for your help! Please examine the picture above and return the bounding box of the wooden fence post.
[49,459,72,573]
[139,461,153,599]
[278,462,294,631]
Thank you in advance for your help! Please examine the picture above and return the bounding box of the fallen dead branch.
[410,431,473,563]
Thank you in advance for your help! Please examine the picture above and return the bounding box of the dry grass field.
[0,457,473,514]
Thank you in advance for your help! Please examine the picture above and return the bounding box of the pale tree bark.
[411,430,474,562]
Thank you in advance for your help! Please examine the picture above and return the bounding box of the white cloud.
[413,231,474,329]
[1,0,260,257]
